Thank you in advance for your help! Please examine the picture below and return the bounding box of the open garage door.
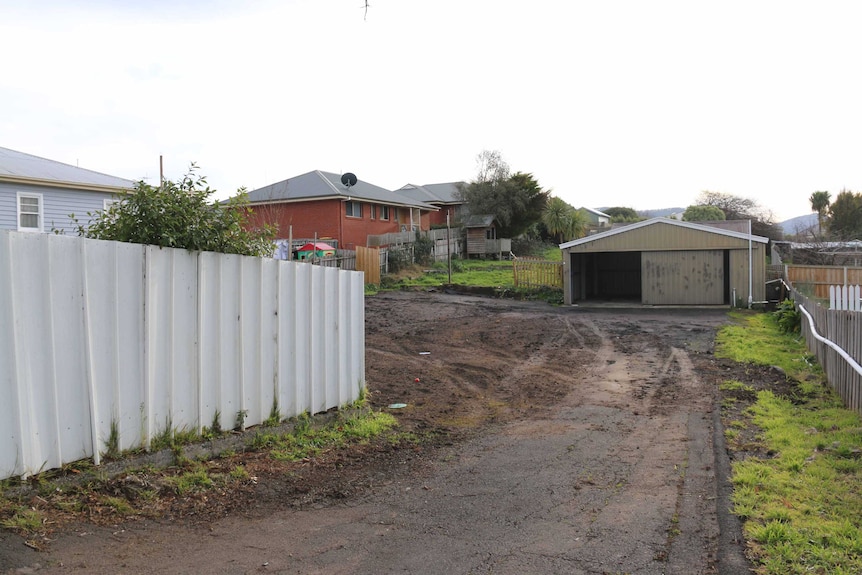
[569,252,641,302]
[642,250,725,305]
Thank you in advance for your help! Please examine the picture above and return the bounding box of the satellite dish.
[341,172,357,188]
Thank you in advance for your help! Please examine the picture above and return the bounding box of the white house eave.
[559,217,769,249]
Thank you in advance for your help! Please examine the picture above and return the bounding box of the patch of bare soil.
[0,291,782,574]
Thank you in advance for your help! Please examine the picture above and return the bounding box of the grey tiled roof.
[397,182,464,205]
[0,146,135,189]
[246,170,437,210]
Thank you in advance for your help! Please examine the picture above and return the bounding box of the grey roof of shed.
[396,182,464,205]
[464,214,496,228]
[559,217,769,249]
[0,146,135,189]
[246,170,437,210]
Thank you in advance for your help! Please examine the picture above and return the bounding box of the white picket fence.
[0,231,365,479]
[830,285,862,311]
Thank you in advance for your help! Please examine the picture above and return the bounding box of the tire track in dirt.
[7,294,735,575]
[545,315,720,573]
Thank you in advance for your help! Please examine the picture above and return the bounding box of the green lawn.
[717,311,862,575]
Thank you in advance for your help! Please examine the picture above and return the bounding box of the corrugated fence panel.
[91,240,145,452]
[324,266,339,411]
[310,265,326,414]
[0,230,365,479]
[292,262,313,416]
[0,232,23,477]
[141,247,201,439]
[18,233,69,473]
[48,236,92,467]
[198,252,231,432]
[258,258,279,422]
[240,256,263,427]
[338,271,351,405]
[276,261,297,419]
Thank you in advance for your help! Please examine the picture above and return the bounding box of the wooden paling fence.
[513,257,563,289]
[790,285,862,415]
[786,264,862,299]
[830,285,862,311]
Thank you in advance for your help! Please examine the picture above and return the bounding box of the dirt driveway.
[2,291,752,574]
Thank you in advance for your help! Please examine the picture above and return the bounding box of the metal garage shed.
[560,218,768,306]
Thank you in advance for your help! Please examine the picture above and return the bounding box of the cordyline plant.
[77,164,277,257]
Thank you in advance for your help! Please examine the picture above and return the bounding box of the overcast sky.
[3,0,862,222]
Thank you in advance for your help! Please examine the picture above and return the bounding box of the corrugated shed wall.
[729,245,766,304]
[642,250,725,305]
[565,222,756,252]
[562,221,767,305]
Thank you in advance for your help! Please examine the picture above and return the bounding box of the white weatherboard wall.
[0,231,365,479]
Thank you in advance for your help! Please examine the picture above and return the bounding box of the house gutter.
[0,174,134,194]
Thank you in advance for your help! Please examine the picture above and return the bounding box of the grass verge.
[0,409,402,543]
[717,310,862,575]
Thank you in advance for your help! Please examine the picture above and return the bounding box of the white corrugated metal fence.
[0,231,365,479]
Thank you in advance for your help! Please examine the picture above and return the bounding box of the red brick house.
[244,170,437,250]
[396,182,466,227]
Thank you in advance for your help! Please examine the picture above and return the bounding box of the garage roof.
[559,217,769,250]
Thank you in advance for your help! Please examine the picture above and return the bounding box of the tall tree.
[462,151,550,238]
[603,207,641,223]
[542,197,586,243]
[809,190,831,234]
[695,191,783,240]
[682,205,725,222]
[474,149,510,184]
[827,190,862,240]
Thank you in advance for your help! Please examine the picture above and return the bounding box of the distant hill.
[597,207,820,237]
[597,207,685,218]
[637,207,685,218]
[780,213,818,236]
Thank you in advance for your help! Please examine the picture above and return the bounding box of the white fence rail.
[829,284,862,311]
[0,231,365,479]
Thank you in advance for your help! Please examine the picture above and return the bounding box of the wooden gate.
[513,257,563,288]
[356,246,381,285]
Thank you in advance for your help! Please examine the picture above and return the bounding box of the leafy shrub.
[413,233,435,266]
[386,245,413,273]
[511,236,551,257]
[773,299,801,333]
[78,165,276,257]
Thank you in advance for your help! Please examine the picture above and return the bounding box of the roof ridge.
[559,217,769,249]
[314,170,344,196]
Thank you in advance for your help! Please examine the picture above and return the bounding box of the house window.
[17,192,43,232]
[345,201,362,218]
[485,228,497,240]
[392,207,399,222]
[370,205,376,220]
[103,198,120,211]
[380,205,390,220]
